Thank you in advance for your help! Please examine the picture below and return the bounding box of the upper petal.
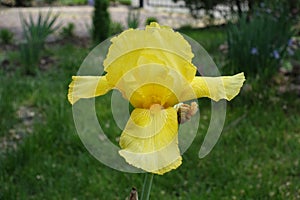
[103,23,197,85]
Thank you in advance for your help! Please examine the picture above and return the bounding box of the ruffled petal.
[103,22,196,85]
[68,76,113,105]
[181,72,245,102]
[119,106,182,175]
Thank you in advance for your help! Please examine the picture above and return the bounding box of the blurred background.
[0,0,300,199]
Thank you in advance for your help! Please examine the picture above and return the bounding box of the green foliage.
[20,10,60,46]
[180,26,226,52]
[178,25,226,67]
[117,0,131,5]
[15,0,32,6]
[19,42,42,74]
[110,21,124,35]
[60,23,75,38]
[19,10,60,74]
[0,29,14,44]
[127,9,140,29]
[145,17,158,26]
[58,0,87,5]
[226,2,295,79]
[92,0,110,43]
[43,0,56,4]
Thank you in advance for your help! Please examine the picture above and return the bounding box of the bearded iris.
[68,23,245,175]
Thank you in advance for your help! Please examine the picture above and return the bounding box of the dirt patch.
[0,106,43,154]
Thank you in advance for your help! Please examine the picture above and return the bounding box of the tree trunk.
[235,0,242,17]
[139,0,144,8]
[246,0,253,22]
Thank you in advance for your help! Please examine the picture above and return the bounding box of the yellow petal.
[114,64,196,108]
[103,23,197,85]
[119,106,182,175]
[68,76,113,105]
[182,72,245,102]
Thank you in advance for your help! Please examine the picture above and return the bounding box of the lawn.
[1,28,300,199]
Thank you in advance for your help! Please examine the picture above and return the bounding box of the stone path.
[0,4,206,40]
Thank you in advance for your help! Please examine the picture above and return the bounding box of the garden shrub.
[145,17,158,26]
[19,42,42,74]
[20,10,60,46]
[117,0,131,6]
[127,9,139,28]
[110,21,123,35]
[43,0,56,4]
[15,0,32,6]
[0,29,14,44]
[92,0,110,43]
[226,1,295,79]
[60,23,75,38]
[20,10,60,74]
[1,0,15,6]
[60,0,87,5]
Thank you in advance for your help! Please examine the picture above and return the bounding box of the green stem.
[140,173,154,200]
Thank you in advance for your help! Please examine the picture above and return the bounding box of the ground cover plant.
[0,26,300,200]
[0,29,14,44]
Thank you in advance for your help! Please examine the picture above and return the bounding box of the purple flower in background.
[88,0,94,6]
[273,50,280,59]
[266,8,272,14]
[288,39,293,47]
[287,48,294,56]
[260,2,265,8]
[250,47,258,55]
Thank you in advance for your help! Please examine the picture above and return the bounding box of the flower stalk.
[140,173,154,200]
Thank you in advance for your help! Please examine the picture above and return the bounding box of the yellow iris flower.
[68,23,245,175]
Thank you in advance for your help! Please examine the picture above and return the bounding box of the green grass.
[179,26,226,52]
[178,26,227,69]
[1,29,300,199]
